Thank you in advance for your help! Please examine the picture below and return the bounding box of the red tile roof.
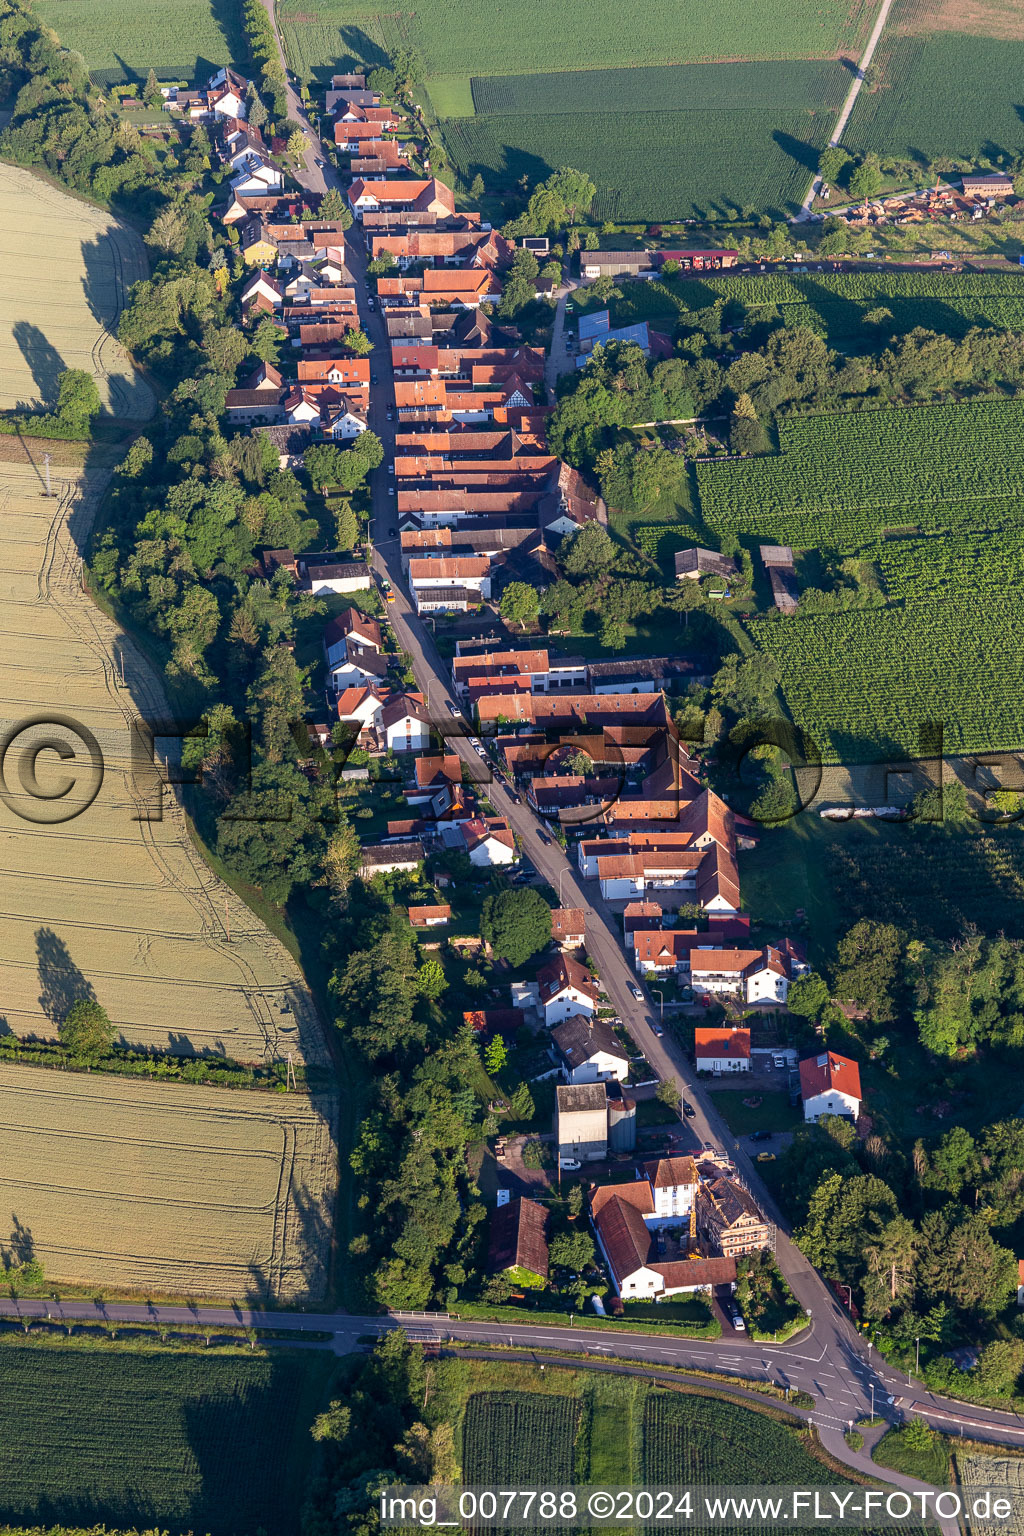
[799,1052,862,1103]
[694,1027,751,1061]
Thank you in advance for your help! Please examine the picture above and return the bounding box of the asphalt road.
[237,10,1024,1493]
[798,0,893,217]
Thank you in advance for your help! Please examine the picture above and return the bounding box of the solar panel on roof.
[817,1054,827,1067]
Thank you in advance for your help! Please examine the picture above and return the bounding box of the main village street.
[226,13,1024,1499]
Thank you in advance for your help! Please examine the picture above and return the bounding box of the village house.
[689,947,789,1005]
[674,547,739,584]
[551,907,586,950]
[551,1014,629,1085]
[590,1189,736,1301]
[461,816,516,866]
[537,954,600,1026]
[799,1052,862,1123]
[408,903,451,928]
[633,929,699,976]
[694,1026,751,1074]
[299,554,372,595]
[380,694,432,753]
[698,1177,771,1257]
[336,685,384,744]
[405,753,462,816]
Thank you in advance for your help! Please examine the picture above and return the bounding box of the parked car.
[652,1023,664,1037]
[537,830,551,845]
[389,527,397,537]
[387,487,395,495]
[388,462,394,473]
[447,701,462,718]
[510,792,521,804]
[372,375,379,384]
[682,1100,696,1119]
[560,1158,581,1172]
[729,1309,746,1332]
[386,410,393,420]
[630,985,643,1001]
[749,1129,772,1142]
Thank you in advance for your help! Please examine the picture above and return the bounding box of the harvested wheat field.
[0,168,338,1298]
[0,1065,335,1298]
[0,163,153,418]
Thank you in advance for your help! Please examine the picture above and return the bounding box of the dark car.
[749,1129,772,1142]
[682,1100,696,1119]
[537,830,551,845]
[510,792,521,804]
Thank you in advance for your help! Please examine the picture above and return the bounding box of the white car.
[559,1158,581,1172]
[388,463,395,473]
[387,487,395,496]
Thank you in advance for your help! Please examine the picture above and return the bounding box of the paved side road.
[797,0,893,217]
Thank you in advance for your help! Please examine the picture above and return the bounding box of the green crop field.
[278,0,872,83]
[696,398,1024,760]
[642,1391,835,1491]
[696,398,1024,546]
[750,527,1024,760]
[31,0,246,84]
[0,1340,332,1535]
[462,1391,580,1484]
[468,60,846,117]
[442,107,831,222]
[695,271,1024,343]
[845,30,1024,162]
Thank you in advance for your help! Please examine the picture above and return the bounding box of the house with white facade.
[336,685,384,743]
[358,839,424,878]
[381,694,432,753]
[694,1026,751,1074]
[799,1052,862,1123]
[537,954,599,1026]
[300,554,372,595]
[462,817,516,866]
[689,947,789,1005]
[590,1185,736,1301]
[551,1014,629,1084]
[633,930,698,976]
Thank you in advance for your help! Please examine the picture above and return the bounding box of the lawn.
[873,1425,952,1487]
[32,0,246,84]
[0,1339,333,1534]
[279,0,872,82]
[708,1090,802,1137]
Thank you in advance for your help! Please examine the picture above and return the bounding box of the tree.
[144,67,160,106]
[334,501,358,552]
[975,1339,1024,1397]
[146,204,189,257]
[60,999,115,1063]
[499,581,540,630]
[345,327,373,355]
[318,186,351,224]
[787,972,829,1021]
[250,315,283,363]
[304,442,347,492]
[832,919,904,1021]
[470,173,485,199]
[417,957,447,1001]
[849,159,883,203]
[248,92,268,130]
[546,166,596,224]
[729,392,770,455]
[55,369,101,431]
[549,1230,595,1271]
[481,888,552,966]
[287,128,309,159]
[656,1076,681,1111]
[483,1035,508,1075]
[562,521,614,576]
[818,145,851,186]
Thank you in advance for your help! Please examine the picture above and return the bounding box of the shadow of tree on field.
[12,322,66,407]
[2,1214,34,1267]
[35,927,95,1025]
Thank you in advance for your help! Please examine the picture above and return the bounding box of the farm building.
[961,173,1013,200]
[488,1196,549,1283]
[358,840,424,878]
[581,250,654,279]
[675,547,739,583]
[555,1080,609,1162]
[300,555,371,595]
[408,904,451,928]
[760,544,798,614]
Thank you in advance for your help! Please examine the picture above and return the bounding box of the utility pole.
[286,1052,296,1091]
[42,452,53,498]
[225,898,231,942]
